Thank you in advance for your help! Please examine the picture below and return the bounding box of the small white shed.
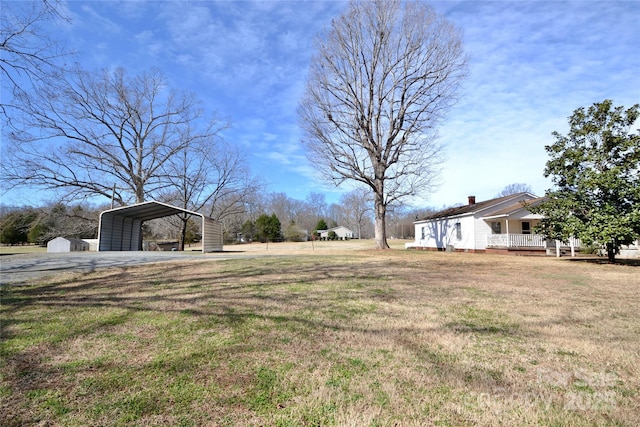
[47,237,90,253]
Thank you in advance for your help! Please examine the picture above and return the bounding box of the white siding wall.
[456,216,476,250]
[414,214,476,250]
[47,237,71,253]
[473,217,493,250]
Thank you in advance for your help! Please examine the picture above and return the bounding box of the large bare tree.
[161,138,262,250]
[299,0,467,249]
[4,66,226,205]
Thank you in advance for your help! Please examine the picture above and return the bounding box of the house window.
[421,226,426,240]
[522,221,531,234]
[455,222,462,240]
[491,221,501,234]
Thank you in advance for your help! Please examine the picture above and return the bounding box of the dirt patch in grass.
[1,249,639,426]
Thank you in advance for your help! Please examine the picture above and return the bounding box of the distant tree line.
[0,203,100,245]
[0,187,430,246]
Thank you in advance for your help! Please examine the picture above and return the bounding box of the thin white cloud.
[11,0,637,209]
[79,4,122,34]
[423,0,640,207]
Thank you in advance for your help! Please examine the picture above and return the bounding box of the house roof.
[482,197,545,219]
[318,226,353,232]
[418,192,537,221]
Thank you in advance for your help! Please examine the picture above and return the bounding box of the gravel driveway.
[0,251,242,285]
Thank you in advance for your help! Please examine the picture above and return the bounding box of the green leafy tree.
[241,220,256,242]
[531,100,640,262]
[315,219,328,231]
[255,213,282,242]
[312,219,328,240]
[27,221,48,245]
[0,209,37,245]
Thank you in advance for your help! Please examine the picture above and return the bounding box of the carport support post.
[139,222,144,251]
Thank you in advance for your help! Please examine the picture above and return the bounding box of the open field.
[0,245,47,255]
[1,245,639,426]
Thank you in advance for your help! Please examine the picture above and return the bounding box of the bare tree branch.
[4,66,226,206]
[1,0,73,121]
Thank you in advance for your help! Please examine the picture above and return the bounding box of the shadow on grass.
[1,254,635,426]
[564,257,640,266]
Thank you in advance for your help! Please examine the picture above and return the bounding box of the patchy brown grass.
[1,247,639,426]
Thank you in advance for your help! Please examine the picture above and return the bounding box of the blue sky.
[5,0,640,209]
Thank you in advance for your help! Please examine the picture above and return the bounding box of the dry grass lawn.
[1,242,639,426]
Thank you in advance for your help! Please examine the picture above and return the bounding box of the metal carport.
[98,201,223,253]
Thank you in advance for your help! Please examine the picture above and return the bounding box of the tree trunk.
[606,241,616,263]
[135,181,145,204]
[374,193,389,249]
[178,217,187,251]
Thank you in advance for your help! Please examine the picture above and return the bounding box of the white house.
[47,237,90,253]
[318,226,354,240]
[406,193,574,255]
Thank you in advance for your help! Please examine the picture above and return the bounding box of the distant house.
[47,237,90,253]
[318,226,354,240]
[406,193,579,255]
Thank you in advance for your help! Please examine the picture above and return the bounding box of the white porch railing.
[487,234,582,248]
[487,233,546,248]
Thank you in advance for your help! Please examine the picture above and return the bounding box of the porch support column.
[505,219,510,248]
[570,238,575,257]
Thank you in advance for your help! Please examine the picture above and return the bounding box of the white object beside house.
[47,237,90,253]
[406,193,575,255]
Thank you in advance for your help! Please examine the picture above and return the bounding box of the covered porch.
[483,211,545,248]
[482,205,579,255]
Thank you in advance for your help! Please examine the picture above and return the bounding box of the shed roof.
[49,236,87,244]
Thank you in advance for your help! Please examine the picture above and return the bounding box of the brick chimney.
[468,195,476,205]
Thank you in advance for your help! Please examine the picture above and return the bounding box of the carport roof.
[101,200,202,220]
